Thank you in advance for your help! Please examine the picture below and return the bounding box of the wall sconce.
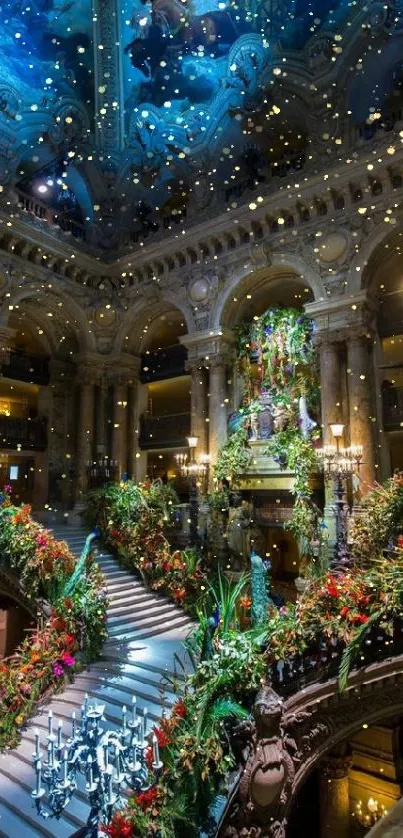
[354,797,388,828]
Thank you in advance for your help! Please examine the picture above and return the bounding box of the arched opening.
[362,227,403,478]
[0,593,34,659]
[288,713,403,838]
[219,265,315,330]
[123,304,192,490]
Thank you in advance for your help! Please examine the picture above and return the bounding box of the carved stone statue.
[226,499,251,570]
[239,687,294,822]
[272,403,290,434]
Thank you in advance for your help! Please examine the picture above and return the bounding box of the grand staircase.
[0,526,194,837]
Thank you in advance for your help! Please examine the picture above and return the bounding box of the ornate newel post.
[347,332,376,493]
[320,753,352,838]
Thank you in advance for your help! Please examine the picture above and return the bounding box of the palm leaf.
[338,610,381,692]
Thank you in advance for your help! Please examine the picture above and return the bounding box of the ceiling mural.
[0,0,93,110]
[0,0,402,253]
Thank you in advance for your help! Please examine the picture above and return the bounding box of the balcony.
[139,412,190,450]
[2,351,49,385]
[0,417,47,450]
[140,345,187,383]
[382,386,403,430]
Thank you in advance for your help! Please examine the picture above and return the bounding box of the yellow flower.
[15,714,25,725]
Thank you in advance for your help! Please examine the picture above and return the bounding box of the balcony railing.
[0,416,47,450]
[382,386,403,430]
[140,345,187,383]
[2,351,49,385]
[139,412,191,449]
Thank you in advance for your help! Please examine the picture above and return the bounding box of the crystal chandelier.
[31,694,162,837]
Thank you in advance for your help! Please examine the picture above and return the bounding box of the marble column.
[347,333,376,492]
[320,754,351,838]
[111,381,128,479]
[76,378,95,499]
[47,360,74,511]
[208,361,228,474]
[189,364,209,460]
[127,379,148,482]
[318,338,344,444]
[95,378,108,456]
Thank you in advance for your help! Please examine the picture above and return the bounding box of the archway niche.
[219,265,315,330]
[362,227,403,477]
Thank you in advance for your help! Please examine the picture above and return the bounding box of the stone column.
[318,337,345,444]
[75,374,95,500]
[47,360,75,514]
[189,364,209,460]
[0,326,16,366]
[95,377,108,456]
[347,333,376,492]
[111,381,128,479]
[208,360,228,472]
[320,754,351,838]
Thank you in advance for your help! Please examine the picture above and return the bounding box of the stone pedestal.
[347,334,376,493]
[320,754,351,838]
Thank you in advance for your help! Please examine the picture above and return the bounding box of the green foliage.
[206,570,249,634]
[264,427,321,498]
[213,427,251,485]
[349,473,403,565]
[250,552,269,626]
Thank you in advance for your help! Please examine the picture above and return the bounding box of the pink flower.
[3,484,12,494]
[61,653,75,668]
[52,663,64,677]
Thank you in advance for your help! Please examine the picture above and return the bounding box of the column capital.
[321,754,352,780]
[73,354,105,386]
[306,291,376,342]
[180,328,237,368]
[106,354,141,384]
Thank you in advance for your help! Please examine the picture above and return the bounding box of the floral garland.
[85,480,208,616]
[0,490,108,748]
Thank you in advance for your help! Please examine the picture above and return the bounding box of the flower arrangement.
[349,472,403,564]
[0,490,107,748]
[85,480,208,616]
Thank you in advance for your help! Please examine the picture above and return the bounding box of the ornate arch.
[4,288,95,353]
[212,253,326,330]
[113,295,195,355]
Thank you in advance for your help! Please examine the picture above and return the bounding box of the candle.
[142,708,148,740]
[71,711,76,738]
[84,693,89,713]
[131,696,136,726]
[57,720,63,750]
[152,733,160,767]
[103,743,108,769]
[108,768,113,803]
[34,728,40,758]
[122,705,127,734]
[47,742,52,768]
[87,755,93,788]
[63,750,68,784]
[48,710,53,736]
[36,760,42,796]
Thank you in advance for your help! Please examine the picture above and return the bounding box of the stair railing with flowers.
[0,489,107,749]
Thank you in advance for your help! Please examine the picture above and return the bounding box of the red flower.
[326,578,340,598]
[172,698,187,718]
[340,606,350,618]
[102,812,133,837]
[136,787,159,811]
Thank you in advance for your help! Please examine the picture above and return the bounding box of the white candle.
[71,711,76,738]
[47,742,52,768]
[108,768,113,803]
[84,693,89,712]
[34,728,40,758]
[142,708,148,739]
[63,750,68,783]
[87,755,93,788]
[103,743,108,769]
[131,696,136,725]
[48,710,53,736]
[57,720,63,750]
[152,733,159,767]
[122,705,127,735]
[36,760,42,795]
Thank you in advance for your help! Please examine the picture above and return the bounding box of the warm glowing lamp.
[330,423,344,440]
[187,436,198,449]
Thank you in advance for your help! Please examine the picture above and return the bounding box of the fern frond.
[338,610,381,692]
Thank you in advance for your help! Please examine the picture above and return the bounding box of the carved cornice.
[180,328,237,367]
